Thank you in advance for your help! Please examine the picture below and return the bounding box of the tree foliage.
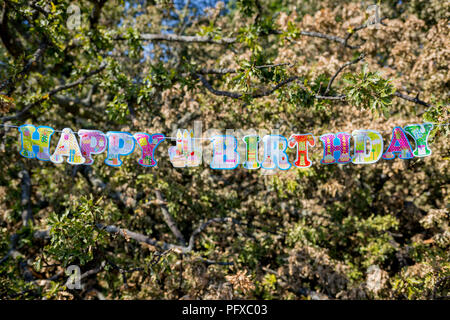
[0,0,449,300]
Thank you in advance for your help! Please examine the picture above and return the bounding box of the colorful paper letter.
[50,128,85,164]
[105,131,135,167]
[404,123,433,157]
[134,132,165,167]
[168,130,202,167]
[261,135,291,170]
[319,132,352,164]
[382,127,414,160]
[352,130,383,164]
[242,135,260,169]
[210,135,240,169]
[78,130,107,165]
[18,124,55,161]
[288,134,315,168]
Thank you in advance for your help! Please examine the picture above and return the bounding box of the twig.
[324,53,366,95]
[79,165,136,209]
[115,33,236,45]
[197,73,345,101]
[0,234,22,265]
[394,91,435,109]
[154,190,186,246]
[343,17,389,48]
[18,169,33,227]
[299,30,359,49]
[0,42,48,95]
[1,63,107,122]
[93,217,240,254]
[197,70,433,108]
[80,261,106,280]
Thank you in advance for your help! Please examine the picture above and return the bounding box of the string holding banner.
[0,122,448,170]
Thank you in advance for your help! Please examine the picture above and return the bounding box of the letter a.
[382,127,413,160]
[50,128,85,164]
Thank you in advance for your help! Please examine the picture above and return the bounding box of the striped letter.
[210,135,239,169]
[78,130,107,165]
[319,132,352,164]
[382,127,413,160]
[50,128,85,165]
[352,130,383,164]
[134,132,165,167]
[404,123,433,157]
[168,130,201,167]
[242,135,260,169]
[288,134,315,168]
[105,132,135,167]
[18,124,54,161]
[261,135,291,170]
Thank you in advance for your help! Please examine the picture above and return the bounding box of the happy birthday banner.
[10,123,437,169]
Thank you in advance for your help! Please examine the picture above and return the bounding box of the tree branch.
[118,24,375,49]
[0,2,25,58]
[78,165,136,209]
[197,68,238,75]
[324,53,366,95]
[197,73,344,101]
[116,33,236,45]
[196,73,243,99]
[93,217,240,254]
[18,169,33,227]
[0,42,48,95]
[394,91,435,108]
[29,1,51,16]
[193,63,292,76]
[154,190,186,246]
[89,0,108,28]
[254,0,263,24]
[185,217,240,253]
[298,30,359,49]
[197,69,434,108]
[80,261,106,280]
[0,234,22,265]
[1,62,107,122]
[343,17,389,48]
